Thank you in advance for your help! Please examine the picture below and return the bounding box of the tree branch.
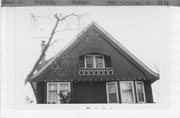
[58,14,79,21]
[55,28,82,33]
[25,13,79,85]
[25,13,60,84]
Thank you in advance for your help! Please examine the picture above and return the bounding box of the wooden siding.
[42,29,146,82]
[36,82,45,103]
[144,81,154,103]
[73,81,107,103]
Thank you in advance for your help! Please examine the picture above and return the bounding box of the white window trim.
[106,82,119,103]
[85,55,105,68]
[47,82,71,103]
[119,81,136,103]
[135,81,146,103]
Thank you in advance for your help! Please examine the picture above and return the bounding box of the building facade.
[27,22,159,104]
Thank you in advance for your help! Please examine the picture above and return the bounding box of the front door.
[73,81,107,103]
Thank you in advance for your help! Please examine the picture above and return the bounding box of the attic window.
[85,55,105,68]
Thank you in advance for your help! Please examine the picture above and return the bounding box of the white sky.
[1,6,167,105]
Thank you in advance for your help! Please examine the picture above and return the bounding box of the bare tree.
[25,13,80,84]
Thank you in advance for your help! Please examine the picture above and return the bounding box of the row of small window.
[106,81,146,103]
[79,69,113,75]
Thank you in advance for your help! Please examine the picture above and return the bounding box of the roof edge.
[30,21,160,80]
[30,22,94,79]
[92,22,159,78]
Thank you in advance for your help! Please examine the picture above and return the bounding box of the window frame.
[47,82,71,104]
[84,55,105,69]
[106,82,119,103]
[135,81,146,103]
[47,82,59,104]
[119,81,136,103]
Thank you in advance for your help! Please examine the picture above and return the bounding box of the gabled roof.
[28,21,159,82]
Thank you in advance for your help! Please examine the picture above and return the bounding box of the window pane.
[49,91,58,103]
[120,82,135,103]
[59,83,69,90]
[59,83,70,96]
[86,56,93,68]
[109,93,118,103]
[136,83,145,102]
[48,84,58,103]
[107,83,118,103]
[96,56,104,68]
[108,83,116,93]
[49,84,57,91]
